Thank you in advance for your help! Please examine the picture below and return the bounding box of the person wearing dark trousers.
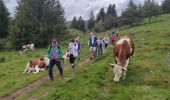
[75,36,81,60]
[68,39,78,71]
[47,39,63,81]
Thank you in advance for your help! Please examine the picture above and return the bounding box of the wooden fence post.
[141,39,144,55]
[168,52,170,70]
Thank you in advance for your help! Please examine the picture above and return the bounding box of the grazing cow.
[23,56,50,74]
[110,36,134,82]
[20,44,35,54]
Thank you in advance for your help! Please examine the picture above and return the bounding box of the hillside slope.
[1,14,170,100]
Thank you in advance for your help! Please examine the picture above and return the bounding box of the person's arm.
[57,45,62,59]
[47,45,52,59]
[88,38,90,46]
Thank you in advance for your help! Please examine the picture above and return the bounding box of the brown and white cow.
[23,56,50,74]
[20,44,35,54]
[110,36,134,82]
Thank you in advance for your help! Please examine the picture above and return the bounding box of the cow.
[60,50,70,65]
[20,44,35,54]
[23,56,50,74]
[62,50,69,60]
[110,36,134,82]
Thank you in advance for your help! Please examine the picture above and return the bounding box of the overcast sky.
[4,0,163,21]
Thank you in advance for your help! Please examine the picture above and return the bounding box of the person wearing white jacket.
[68,39,78,70]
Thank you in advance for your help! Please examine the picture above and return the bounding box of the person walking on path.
[75,36,81,60]
[103,33,110,53]
[88,32,98,59]
[47,39,63,81]
[97,36,105,55]
[68,39,78,70]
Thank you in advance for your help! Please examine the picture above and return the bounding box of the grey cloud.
[4,0,163,20]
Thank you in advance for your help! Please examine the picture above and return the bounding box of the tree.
[53,0,67,38]
[142,0,161,23]
[121,0,141,27]
[162,0,170,14]
[106,4,112,15]
[71,16,78,29]
[103,15,116,30]
[9,0,67,49]
[78,16,85,32]
[0,0,9,38]
[106,4,117,17]
[96,8,105,22]
[112,4,117,17]
[138,3,143,18]
[87,11,95,30]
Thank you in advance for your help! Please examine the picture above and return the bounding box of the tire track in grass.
[0,54,91,100]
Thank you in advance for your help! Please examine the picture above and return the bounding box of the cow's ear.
[110,63,115,68]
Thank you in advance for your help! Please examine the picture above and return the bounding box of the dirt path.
[0,54,91,100]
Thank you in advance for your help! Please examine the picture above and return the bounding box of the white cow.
[20,44,35,54]
[23,56,50,74]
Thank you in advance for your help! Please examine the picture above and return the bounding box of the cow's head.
[110,63,127,82]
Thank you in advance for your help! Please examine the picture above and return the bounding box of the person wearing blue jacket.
[88,32,98,59]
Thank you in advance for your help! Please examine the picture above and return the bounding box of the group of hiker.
[88,28,119,59]
[47,28,119,81]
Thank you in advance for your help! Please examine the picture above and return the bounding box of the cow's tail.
[23,61,31,74]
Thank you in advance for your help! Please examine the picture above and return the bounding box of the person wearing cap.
[47,39,63,80]
[88,32,98,59]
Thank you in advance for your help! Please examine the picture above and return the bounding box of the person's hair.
[52,38,57,42]
[70,39,75,43]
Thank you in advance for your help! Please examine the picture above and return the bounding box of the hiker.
[88,32,98,59]
[47,39,63,81]
[115,28,119,37]
[68,39,78,70]
[103,33,110,53]
[97,36,105,55]
[75,36,81,60]
[111,29,117,45]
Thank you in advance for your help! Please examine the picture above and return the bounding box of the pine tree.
[142,0,161,23]
[96,8,105,22]
[111,4,117,17]
[162,0,170,14]
[106,4,112,15]
[78,16,85,32]
[121,0,141,27]
[0,0,9,38]
[9,0,66,49]
[87,11,95,30]
[106,4,117,17]
[71,16,78,29]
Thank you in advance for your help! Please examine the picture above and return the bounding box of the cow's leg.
[123,58,129,79]
[23,68,28,74]
[23,62,30,74]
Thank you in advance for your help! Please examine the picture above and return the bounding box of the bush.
[0,39,6,50]
[0,57,6,62]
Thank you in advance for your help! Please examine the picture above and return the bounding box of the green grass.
[0,31,90,97]
[1,14,170,99]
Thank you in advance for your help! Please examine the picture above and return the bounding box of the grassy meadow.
[0,30,90,97]
[0,14,170,99]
